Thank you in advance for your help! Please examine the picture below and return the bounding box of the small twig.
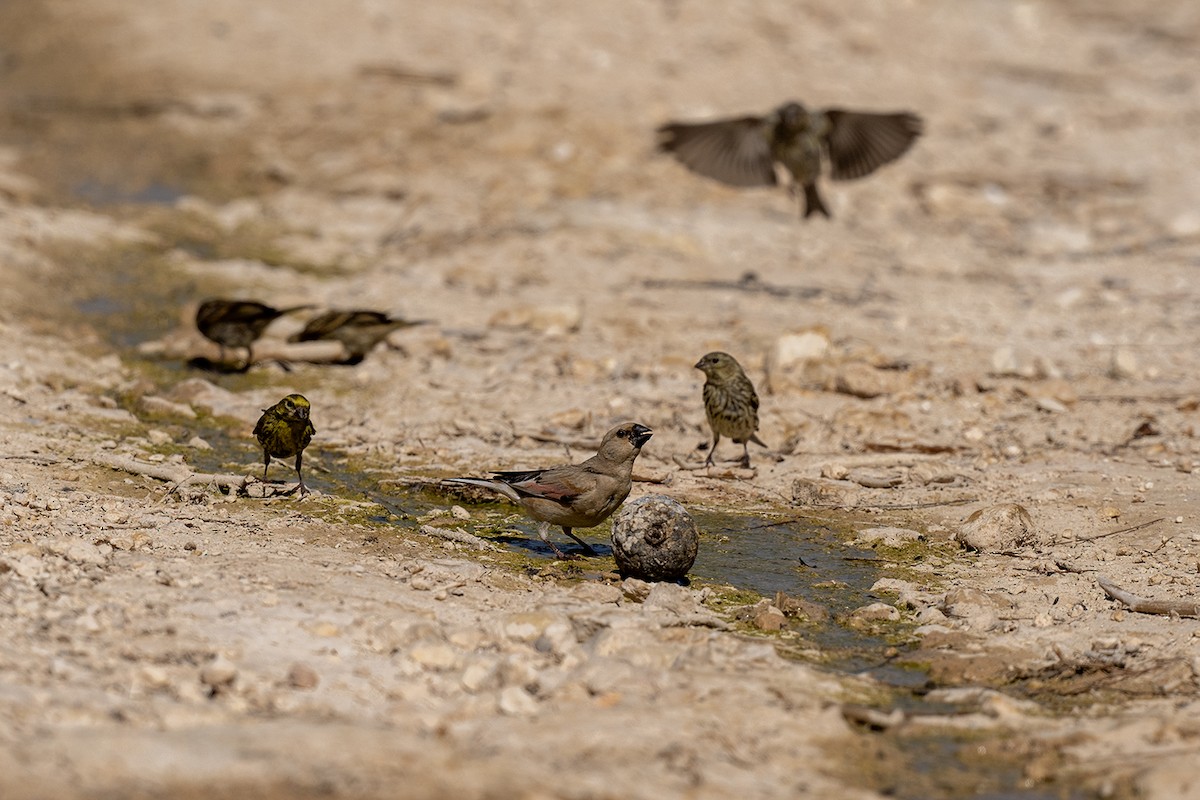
[862,442,966,455]
[418,524,500,551]
[662,614,731,630]
[847,470,903,489]
[1076,517,1165,542]
[522,431,599,449]
[801,497,977,511]
[93,453,249,493]
[1097,575,1200,618]
[1076,393,1197,403]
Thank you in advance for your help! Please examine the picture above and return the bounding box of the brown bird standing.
[196,299,312,367]
[446,422,653,558]
[657,101,922,218]
[288,310,426,364]
[695,352,767,468]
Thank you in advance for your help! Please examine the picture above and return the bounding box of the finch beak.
[630,424,653,448]
[693,359,705,370]
[297,408,309,420]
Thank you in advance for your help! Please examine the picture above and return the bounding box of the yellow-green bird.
[288,309,426,364]
[253,393,316,496]
[196,299,313,367]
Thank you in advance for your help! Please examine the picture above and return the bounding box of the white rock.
[1110,347,1138,379]
[409,641,459,671]
[854,527,924,548]
[461,661,499,693]
[200,656,238,689]
[848,603,901,623]
[498,686,539,716]
[957,503,1044,552]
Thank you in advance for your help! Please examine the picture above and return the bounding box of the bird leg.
[534,521,570,559]
[294,453,309,497]
[704,434,720,466]
[261,455,272,481]
[561,527,598,557]
[740,443,752,469]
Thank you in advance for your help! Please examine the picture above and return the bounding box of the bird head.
[273,393,311,422]
[603,422,653,456]
[776,102,810,133]
[694,351,746,381]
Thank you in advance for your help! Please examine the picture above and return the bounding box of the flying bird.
[658,101,922,218]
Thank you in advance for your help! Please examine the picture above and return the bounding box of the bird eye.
[617,429,628,438]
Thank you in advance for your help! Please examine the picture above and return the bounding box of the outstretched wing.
[824,110,923,181]
[657,115,777,187]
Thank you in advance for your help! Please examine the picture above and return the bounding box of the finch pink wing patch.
[492,470,580,503]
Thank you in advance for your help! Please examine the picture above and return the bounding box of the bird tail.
[750,433,769,448]
[444,477,522,504]
[802,184,830,218]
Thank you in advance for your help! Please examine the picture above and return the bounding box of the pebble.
[460,660,498,693]
[200,656,238,690]
[957,503,1043,552]
[408,641,459,671]
[498,685,539,716]
[765,329,830,392]
[848,603,901,624]
[140,665,171,690]
[753,604,786,632]
[791,478,858,507]
[1110,347,1138,379]
[287,662,320,690]
[139,395,198,419]
[854,527,924,548]
[834,362,914,399]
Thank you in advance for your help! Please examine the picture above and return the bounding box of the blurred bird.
[195,299,313,368]
[695,352,767,468]
[446,422,653,558]
[657,102,923,218]
[288,310,426,364]
[253,393,316,496]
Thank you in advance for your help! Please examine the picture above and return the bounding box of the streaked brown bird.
[695,351,767,468]
[196,299,312,367]
[288,310,426,364]
[253,393,316,497]
[446,422,653,558]
[657,102,922,218]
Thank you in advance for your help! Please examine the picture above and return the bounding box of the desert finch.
[658,102,922,218]
[695,351,767,468]
[288,310,425,364]
[446,422,653,558]
[195,299,312,368]
[253,393,316,496]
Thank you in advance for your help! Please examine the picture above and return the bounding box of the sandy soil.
[2,1,1200,797]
